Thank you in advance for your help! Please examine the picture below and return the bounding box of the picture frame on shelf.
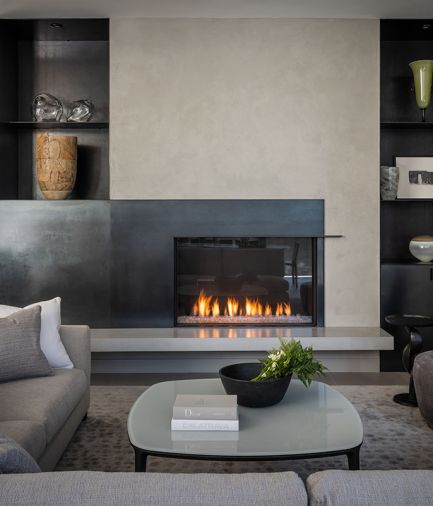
[395,156,433,199]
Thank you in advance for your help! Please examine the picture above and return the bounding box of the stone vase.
[380,165,399,200]
[36,133,77,200]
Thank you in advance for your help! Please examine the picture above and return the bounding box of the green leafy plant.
[252,338,326,387]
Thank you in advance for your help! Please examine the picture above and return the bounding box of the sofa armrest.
[59,326,91,383]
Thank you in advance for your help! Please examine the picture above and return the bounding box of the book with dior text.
[172,394,238,420]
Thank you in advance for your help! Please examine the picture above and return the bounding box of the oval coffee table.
[128,378,363,472]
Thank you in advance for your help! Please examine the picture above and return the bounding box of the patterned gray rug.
[56,384,433,478]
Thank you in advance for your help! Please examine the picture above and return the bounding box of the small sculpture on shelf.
[380,165,399,200]
[32,93,63,122]
[67,100,94,122]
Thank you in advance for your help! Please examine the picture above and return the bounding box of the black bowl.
[219,363,292,408]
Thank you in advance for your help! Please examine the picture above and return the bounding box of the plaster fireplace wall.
[110,18,380,328]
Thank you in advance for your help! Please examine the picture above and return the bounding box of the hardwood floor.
[91,372,408,386]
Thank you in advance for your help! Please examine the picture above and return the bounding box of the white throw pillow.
[0,297,73,369]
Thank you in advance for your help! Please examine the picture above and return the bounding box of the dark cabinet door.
[381,263,433,371]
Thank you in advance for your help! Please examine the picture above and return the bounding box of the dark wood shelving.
[381,121,433,129]
[380,20,433,372]
[2,121,109,130]
[381,200,417,203]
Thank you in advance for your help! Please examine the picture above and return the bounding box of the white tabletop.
[128,378,363,458]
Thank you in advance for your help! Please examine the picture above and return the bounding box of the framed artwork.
[396,156,433,199]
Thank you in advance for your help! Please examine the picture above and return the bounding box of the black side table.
[385,314,433,407]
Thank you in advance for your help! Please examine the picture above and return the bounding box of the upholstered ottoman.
[413,351,433,429]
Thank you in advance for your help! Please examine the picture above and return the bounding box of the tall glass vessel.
[409,60,433,122]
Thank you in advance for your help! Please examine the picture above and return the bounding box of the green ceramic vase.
[409,60,433,121]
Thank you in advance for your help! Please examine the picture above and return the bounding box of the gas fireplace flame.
[226,297,239,316]
[212,300,220,317]
[245,298,263,316]
[192,291,213,316]
[191,291,292,319]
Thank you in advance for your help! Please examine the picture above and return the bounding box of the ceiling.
[1,0,433,20]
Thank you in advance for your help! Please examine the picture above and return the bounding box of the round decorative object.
[32,93,63,122]
[36,133,77,200]
[380,166,399,200]
[219,363,292,408]
[67,100,94,122]
[409,235,433,263]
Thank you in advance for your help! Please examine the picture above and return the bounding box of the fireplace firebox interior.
[176,237,316,326]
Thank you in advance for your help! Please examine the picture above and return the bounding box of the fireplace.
[176,237,316,326]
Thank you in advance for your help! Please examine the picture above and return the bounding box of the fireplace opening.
[175,237,316,326]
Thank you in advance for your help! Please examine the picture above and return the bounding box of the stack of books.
[171,394,239,431]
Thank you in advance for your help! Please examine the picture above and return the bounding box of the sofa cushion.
[0,434,41,474]
[0,421,46,461]
[307,470,433,506]
[0,368,87,442]
[0,470,308,506]
[0,306,53,383]
[0,297,73,370]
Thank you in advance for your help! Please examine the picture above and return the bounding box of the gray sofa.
[1,469,433,505]
[0,325,90,471]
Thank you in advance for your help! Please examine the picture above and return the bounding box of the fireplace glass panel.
[175,237,316,326]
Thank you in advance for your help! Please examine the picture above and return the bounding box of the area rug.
[56,385,433,478]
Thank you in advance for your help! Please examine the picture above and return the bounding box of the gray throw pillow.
[0,306,53,383]
[0,434,41,473]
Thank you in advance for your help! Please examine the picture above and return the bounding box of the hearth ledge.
[91,327,393,352]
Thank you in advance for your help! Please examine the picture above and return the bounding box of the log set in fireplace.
[176,237,316,326]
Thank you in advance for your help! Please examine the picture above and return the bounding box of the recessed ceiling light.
[422,24,431,30]
[50,22,64,29]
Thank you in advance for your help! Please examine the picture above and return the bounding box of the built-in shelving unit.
[380,19,433,371]
[0,19,109,200]
[381,198,433,202]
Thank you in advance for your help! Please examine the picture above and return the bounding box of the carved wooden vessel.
[36,133,77,200]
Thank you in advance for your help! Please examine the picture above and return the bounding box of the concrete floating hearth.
[91,327,394,374]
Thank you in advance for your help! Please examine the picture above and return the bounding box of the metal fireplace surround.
[0,200,324,328]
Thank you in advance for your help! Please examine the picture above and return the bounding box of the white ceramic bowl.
[409,236,433,263]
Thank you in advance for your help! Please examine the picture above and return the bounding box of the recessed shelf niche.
[0,19,109,200]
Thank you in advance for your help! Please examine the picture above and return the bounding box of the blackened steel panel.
[0,200,323,329]
[111,200,324,327]
[0,201,110,327]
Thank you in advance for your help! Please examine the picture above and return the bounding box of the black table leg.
[393,326,423,407]
[347,447,360,470]
[134,449,148,472]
